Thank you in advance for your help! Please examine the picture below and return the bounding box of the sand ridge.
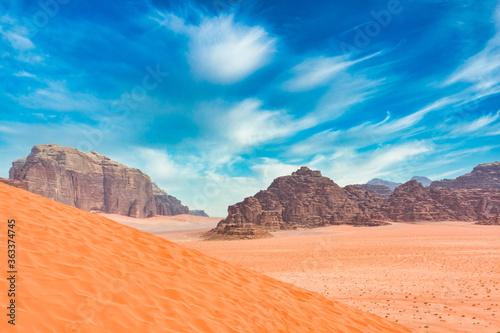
[0,183,412,332]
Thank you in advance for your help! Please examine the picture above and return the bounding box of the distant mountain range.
[355,176,432,197]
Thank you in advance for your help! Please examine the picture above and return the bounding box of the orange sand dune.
[0,183,412,332]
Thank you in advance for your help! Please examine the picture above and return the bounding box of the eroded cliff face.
[7,144,189,218]
[431,162,500,189]
[209,167,500,239]
[9,144,156,218]
[207,167,389,239]
[382,180,499,221]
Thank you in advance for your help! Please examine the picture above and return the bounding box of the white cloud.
[250,158,301,186]
[312,141,433,185]
[0,14,43,64]
[1,30,34,50]
[156,13,276,84]
[428,168,467,181]
[450,111,500,135]
[13,71,37,78]
[133,147,200,185]
[283,53,380,92]
[13,80,108,112]
[288,99,445,158]
[194,98,315,165]
[444,4,500,99]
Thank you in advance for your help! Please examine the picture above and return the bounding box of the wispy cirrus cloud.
[154,12,276,84]
[283,52,381,92]
[450,111,500,135]
[12,80,110,112]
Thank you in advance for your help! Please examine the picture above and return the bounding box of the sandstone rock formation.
[353,184,393,197]
[0,178,29,191]
[431,161,500,189]
[208,167,389,239]
[152,182,189,216]
[476,214,499,225]
[383,180,500,222]
[8,144,189,218]
[189,210,209,217]
[212,166,500,239]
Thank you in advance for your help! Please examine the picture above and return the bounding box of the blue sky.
[1,0,500,216]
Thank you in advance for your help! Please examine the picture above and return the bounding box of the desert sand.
[0,183,411,332]
[99,213,220,241]
[182,222,500,333]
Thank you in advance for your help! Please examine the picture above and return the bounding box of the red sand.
[0,183,411,332]
[182,222,500,333]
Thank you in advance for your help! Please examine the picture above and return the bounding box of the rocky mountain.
[189,210,209,217]
[411,176,432,187]
[206,167,389,239]
[431,162,500,189]
[210,167,500,239]
[353,184,393,197]
[383,180,500,222]
[5,144,189,218]
[367,178,402,189]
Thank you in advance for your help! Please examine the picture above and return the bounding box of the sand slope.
[184,223,500,332]
[0,183,412,332]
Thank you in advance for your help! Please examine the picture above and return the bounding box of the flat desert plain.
[179,222,500,333]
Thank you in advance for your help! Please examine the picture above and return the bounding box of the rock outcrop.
[189,210,209,217]
[383,180,500,222]
[8,144,189,218]
[353,184,393,197]
[431,162,500,189]
[0,178,29,191]
[152,183,189,216]
[477,214,499,225]
[208,167,389,239]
